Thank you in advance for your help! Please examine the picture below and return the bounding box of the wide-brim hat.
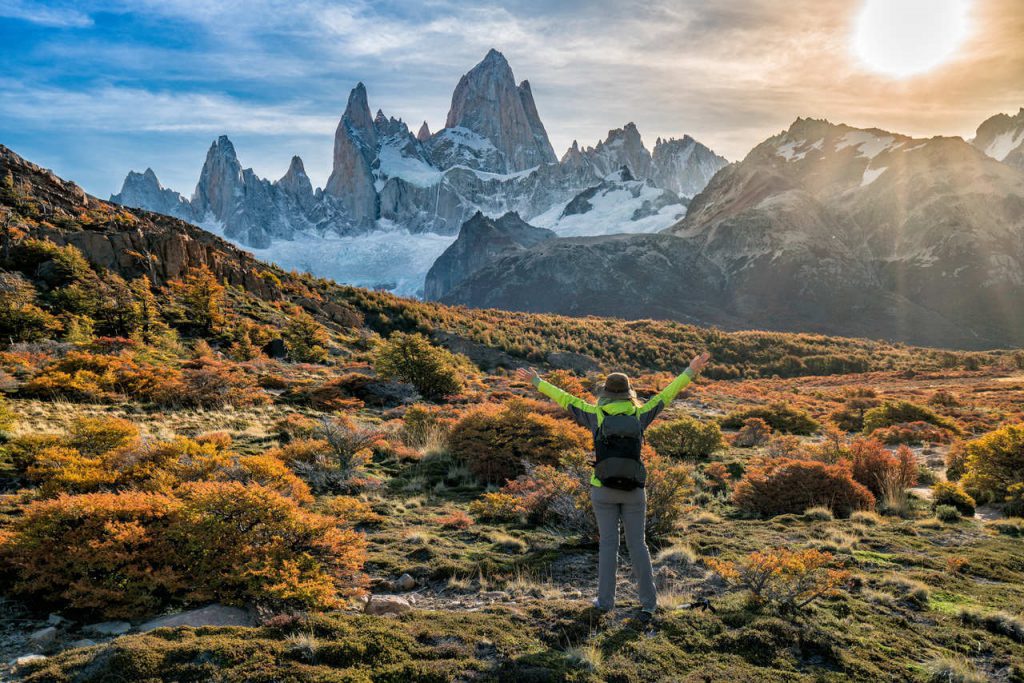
[596,372,636,400]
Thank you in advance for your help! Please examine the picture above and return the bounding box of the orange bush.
[448,401,590,484]
[0,482,368,618]
[706,548,850,610]
[848,438,916,497]
[733,458,875,518]
[171,482,366,609]
[437,510,474,530]
[0,491,184,617]
[468,492,521,521]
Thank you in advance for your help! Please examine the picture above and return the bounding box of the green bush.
[862,401,958,435]
[934,504,961,522]
[646,416,723,459]
[931,481,975,517]
[374,332,465,400]
[720,403,819,435]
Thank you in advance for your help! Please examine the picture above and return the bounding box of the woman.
[517,351,710,620]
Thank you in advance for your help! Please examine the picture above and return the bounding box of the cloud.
[0,0,93,27]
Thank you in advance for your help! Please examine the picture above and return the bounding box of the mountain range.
[434,114,1024,349]
[111,49,726,267]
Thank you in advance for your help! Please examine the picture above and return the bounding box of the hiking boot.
[637,609,655,624]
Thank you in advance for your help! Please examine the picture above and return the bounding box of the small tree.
[169,265,226,335]
[283,306,330,363]
[374,332,464,400]
[706,548,850,611]
[128,276,169,344]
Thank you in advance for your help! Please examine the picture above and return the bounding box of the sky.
[1,0,1022,198]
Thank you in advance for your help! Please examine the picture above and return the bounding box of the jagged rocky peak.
[416,121,431,141]
[582,122,652,180]
[325,82,379,223]
[972,107,1024,169]
[193,135,244,221]
[443,48,557,173]
[110,167,194,221]
[651,135,729,198]
[277,156,314,208]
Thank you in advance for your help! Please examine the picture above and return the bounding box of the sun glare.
[853,0,970,78]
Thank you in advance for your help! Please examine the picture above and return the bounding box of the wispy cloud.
[0,0,93,27]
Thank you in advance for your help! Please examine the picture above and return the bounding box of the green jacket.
[532,368,695,486]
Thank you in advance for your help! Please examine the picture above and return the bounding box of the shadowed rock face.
[439,119,1024,350]
[424,211,555,300]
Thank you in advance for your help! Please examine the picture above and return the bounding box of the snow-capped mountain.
[972,107,1024,170]
[111,49,726,295]
[439,117,1024,349]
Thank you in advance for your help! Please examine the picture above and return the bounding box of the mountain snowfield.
[112,49,727,297]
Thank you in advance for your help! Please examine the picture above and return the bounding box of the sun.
[853,0,971,78]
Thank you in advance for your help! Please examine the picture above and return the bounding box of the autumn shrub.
[319,496,384,526]
[960,423,1024,503]
[0,490,184,617]
[170,481,367,610]
[1,433,60,474]
[721,403,819,435]
[274,414,320,442]
[178,357,269,408]
[66,415,140,456]
[765,433,803,459]
[540,369,590,399]
[945,441,968,482]
[705,548,850,611]
[646,416,723,460]
[467,492,521,521]
[288,417,381,493]
[733,417,772,447]
[399,404,453,450]
[847,439,916,497]
[872,421,952,446]
[733,458,874,518]
[437,510,473,530]
[862,401,959,435]
[702,461,731,494]
[373,332,465,400]
[931,481,975,517]
[448,401,590,484]
[502,464,580,524]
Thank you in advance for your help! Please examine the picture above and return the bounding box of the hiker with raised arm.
[517,351,711,622]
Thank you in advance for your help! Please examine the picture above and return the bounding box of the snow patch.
[375,144,442,189]
[835,131,896,159]
[776,138,823,161]
[532,183,685,237]
[983,128,1024,161]
[860,166,888,187]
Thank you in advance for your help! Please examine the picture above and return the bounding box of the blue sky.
[1,0,1021,198]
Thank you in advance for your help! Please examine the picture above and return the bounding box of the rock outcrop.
[651,135,729,198]
[972,107,1024,170]
[325,82,379,225]
[424,211,554,299]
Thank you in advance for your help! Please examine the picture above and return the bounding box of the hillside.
[1,146,1024,682]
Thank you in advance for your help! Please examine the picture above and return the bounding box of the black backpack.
[593,404,646,490]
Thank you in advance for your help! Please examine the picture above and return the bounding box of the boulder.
[138,604,254,632]
[28,626,58,650]
[364,595,412,616]
[394,573,417,591]
[82,621,131,637]
[546,351,600,374]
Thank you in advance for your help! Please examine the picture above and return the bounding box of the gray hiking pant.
[590,485,657,612]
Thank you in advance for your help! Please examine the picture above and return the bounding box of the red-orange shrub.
[848,438,916,497]
[733,458,875,518]
[706,548,850,610]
